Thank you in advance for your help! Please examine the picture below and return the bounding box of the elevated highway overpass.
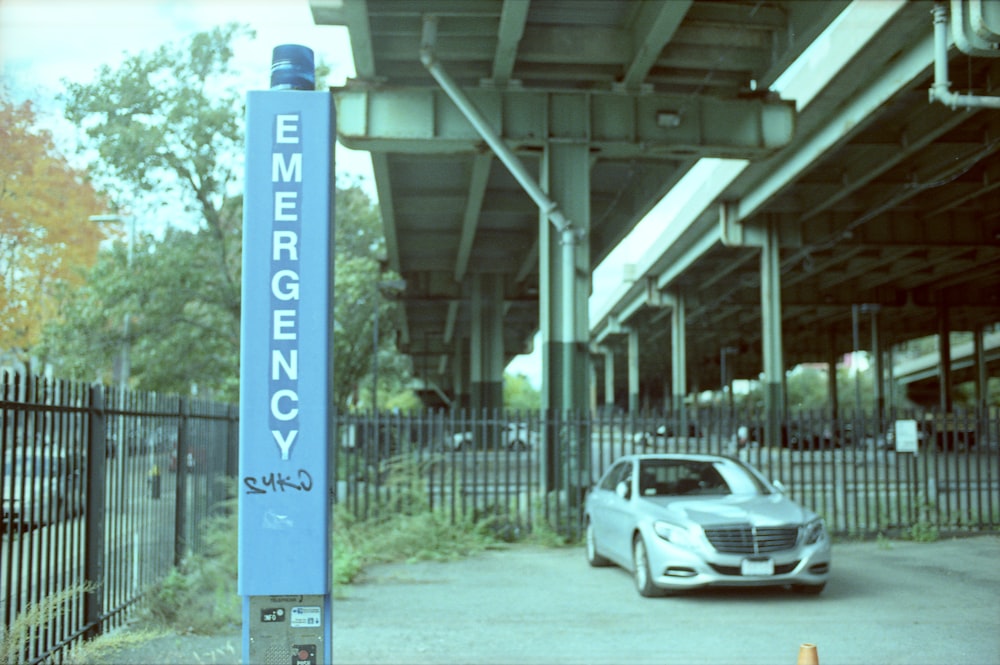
[312,0,1000,421]
[895,329,1000,407]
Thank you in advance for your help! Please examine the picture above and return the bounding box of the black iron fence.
[4,367,997,662]
[1,372,237,664]
[335,406,1000,539]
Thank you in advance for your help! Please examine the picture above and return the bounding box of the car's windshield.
[637,458,771,497]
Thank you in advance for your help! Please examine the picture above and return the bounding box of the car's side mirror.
[772,479,787,494]
[615,480,631,500]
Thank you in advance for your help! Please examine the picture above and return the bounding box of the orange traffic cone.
[797,643,819,665]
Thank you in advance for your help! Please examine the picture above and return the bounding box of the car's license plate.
[741,558,774,576]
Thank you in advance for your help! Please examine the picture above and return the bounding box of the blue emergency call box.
[238,44,334,665]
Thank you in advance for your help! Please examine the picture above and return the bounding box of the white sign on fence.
[894,419,919,453]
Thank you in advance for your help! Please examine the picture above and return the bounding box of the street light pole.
[89,214,136,385]
[371,278,407,415]
[372,296,379,415]
[89,214,135,267]
[721,345,738,431]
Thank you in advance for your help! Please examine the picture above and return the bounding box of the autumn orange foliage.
[0,92,108,361]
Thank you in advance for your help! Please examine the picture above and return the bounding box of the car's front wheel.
[633,535,664,597]
[585,520,611,567]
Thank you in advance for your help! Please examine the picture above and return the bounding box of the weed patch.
[136,488,240,634]
[0,584,95,664]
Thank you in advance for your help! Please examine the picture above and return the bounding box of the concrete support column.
[885,345,896,415]
[827,329,839,419]
[452,342,469,410]
[760,220,785,447]
[628,328,640,413]
[670,292,687,414]
[669,292,690,442]
[540,143,590,414]
[588,356,598,415]
[539,107,591,493]
[870,306,884,417]
[974,325,988,414]
[938,305,952,412]
[469,273,505,412]
[603,347,616,413]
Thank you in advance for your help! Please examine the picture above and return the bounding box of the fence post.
[174,398,189,567]
[84,385,108,640]
[226,403,239,480]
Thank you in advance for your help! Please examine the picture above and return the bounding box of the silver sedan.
[584,453,831,597]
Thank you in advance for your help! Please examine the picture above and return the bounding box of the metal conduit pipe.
[929,3,1000,110]
[419,14,581,402]
[419,15,575,236]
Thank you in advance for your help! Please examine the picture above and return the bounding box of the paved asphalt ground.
[102,535,999,665]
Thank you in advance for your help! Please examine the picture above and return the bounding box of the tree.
[330,181,412,411]
[504,372,541,410]
[786,365,831,411]
[837,363,875,414]
[336,180,388,259]
[41,225,243,394]
[47,25,409,405]
[62,24,250,221]
[43,26,251,397]
[62,22,249,330]
[43,180,399,403]
[0,91,107,369]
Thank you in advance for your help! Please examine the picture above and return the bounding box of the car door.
[588,460,629,560]
[601,460,636,566]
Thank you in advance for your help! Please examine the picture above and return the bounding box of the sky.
[0,1,884,392]
[0,0,551,385]
[0,0,375,191]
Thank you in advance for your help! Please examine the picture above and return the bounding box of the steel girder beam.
[619,1,691,91]
[491,0,529,86]
[334,86,795,159]
[725,28,937,235]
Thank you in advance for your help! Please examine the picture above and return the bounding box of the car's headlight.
[653,521,695,548]
[801,518,826,545]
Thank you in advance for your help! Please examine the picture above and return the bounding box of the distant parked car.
[736,424,791,448]
[784,422,848,450]
[633,422,701,448]
[449,422,537,451]
[584,453,830,597]
[735,423,848,450]
[3,449,83,531]
[339,422,400,458]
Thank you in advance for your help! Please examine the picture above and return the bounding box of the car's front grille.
[703,525,799,554]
